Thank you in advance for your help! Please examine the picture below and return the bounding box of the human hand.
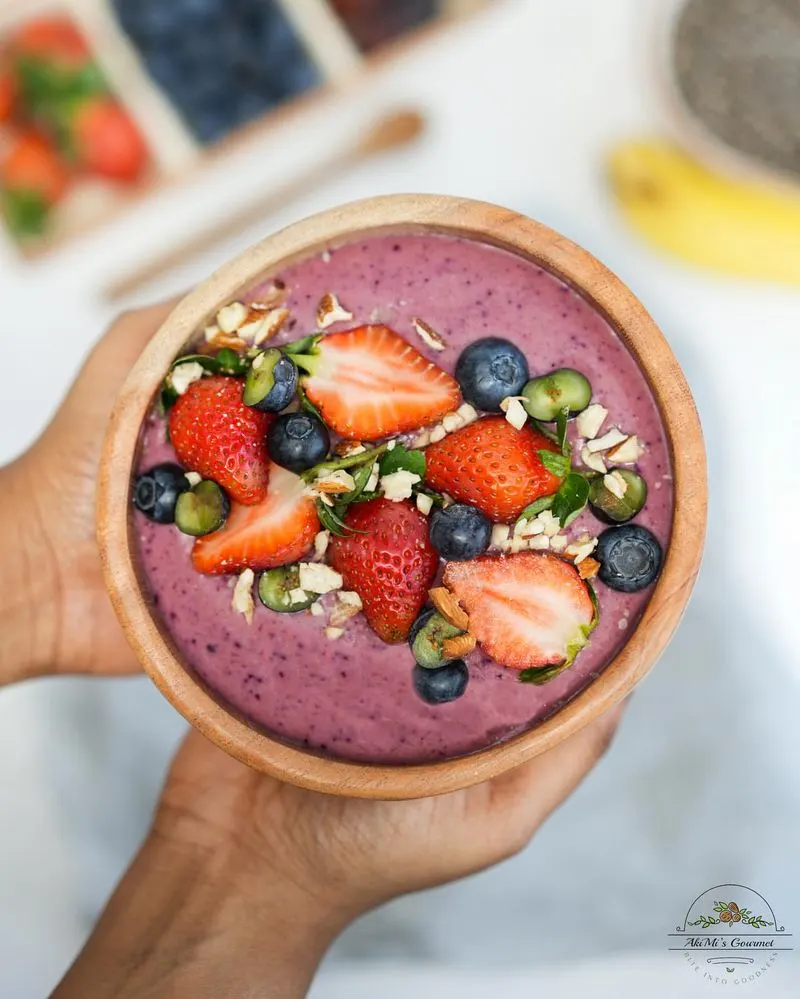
[0,302,175,684]
[55,704,626,999]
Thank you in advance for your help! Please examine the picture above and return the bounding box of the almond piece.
[250,281,287,311]
[456,403,479,425]
[324,627,345,641]
[204,323,221,343]
[231,569,255,624]
[380,470,420,502]
[578,557,600,580]
[416,493,433,516]
[243,307,290,346]
[310,601,325,617]
[603,470,628,499]
[314,469,356,496]
[580,445,607,474]
[170,361,205,396]
[576,404,608,440]
[412,318,447,351]
[185,472,202,487]
[429,587,469,630]
[199,331,248,354]
[429,425,447,443]
[586,427,628,453]
[606,434,644,464]
[502,396,528,431]
[298,562,343,594]
[317,292,353,329]
[491,524,511,548]
[412,429,432,449]
[550,535,568,551]
[217,302,249,334]
[529,535,551,550]
[335,441,366,457]
[442,632,476,659]
[313,530,331,559]
[441,411,465,433]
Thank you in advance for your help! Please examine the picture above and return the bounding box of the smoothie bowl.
[98,195,706,798]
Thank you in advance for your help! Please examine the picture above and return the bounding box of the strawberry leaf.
[538,450,571,478]
[519,584,598,684]
[379,444,426,479]
[519,662,571,685]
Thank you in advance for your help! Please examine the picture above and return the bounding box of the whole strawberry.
[424,416,563,522]
[328,498,439,643]
[169,376,271,506]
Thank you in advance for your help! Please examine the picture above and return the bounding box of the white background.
[1,0,799,995]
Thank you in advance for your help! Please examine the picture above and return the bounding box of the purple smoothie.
[134,234,673,764]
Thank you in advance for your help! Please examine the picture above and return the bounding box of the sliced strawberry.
[192,463,319,575]
[297,325,461,440]
[169,376,271,506]
[424,416,563,522]
[10,17,92,68]
[444,553,596,671]
[328,497,439,643]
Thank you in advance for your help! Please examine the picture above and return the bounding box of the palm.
[24,303,176,676]
[156,706,624,912]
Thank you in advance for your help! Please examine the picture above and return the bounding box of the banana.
[607,139,800,285]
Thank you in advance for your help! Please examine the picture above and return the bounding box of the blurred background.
[1,0,799,995]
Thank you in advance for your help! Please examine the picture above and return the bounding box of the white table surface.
[1,0,799,996]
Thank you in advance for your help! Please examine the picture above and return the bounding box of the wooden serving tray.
[0,0,492,259]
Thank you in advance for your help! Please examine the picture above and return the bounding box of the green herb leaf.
[551,473,590,527]
[215,347,247,375]
[538,450,571,479]
[534,421,559,444]
[339,459,377,505]
[379,444,426,479]
[519,662,572,685]
[316,499,354,537]
[516,495,555,524]
[556,406,570,456]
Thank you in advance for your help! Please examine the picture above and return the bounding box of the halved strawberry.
[444,553,596,671]
[169,376,271,506]
[328,497,439,643]
[425,416,563,522]
[295,325,461,439]
[192,463,319,575]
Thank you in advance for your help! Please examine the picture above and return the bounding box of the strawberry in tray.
[0,130,70,238]
[425,416,564,523]
[291,324,461,439]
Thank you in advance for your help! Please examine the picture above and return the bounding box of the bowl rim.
[97,193,707,799]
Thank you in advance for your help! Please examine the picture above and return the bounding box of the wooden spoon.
[105,108,426,302]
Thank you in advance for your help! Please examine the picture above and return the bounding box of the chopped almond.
[412,317,447,351]
[603,470,628,499]
[442,632,477,659]
[314,469,356,496]
[429,425,447,443]
[580,445,607,474]
[578,557,600,580]
[586,427,628,453]
[442,411,465,433]
[334,441,366,457]
[501,396,528,431]
[607,434,644,464]
[317,292,353,329]
[429,587,470,630]
[217,302,249,334]
[231,569,255,624]
[576,403,608,440]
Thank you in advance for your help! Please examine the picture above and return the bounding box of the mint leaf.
[556,407,570,456]
[380,444,426,479]
[340,459,377,505]
[538,450,570,478]
[516,495,555,524]
[551,473,590,527]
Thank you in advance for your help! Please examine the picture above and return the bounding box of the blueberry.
[133,464,190,524]
[243,350,298,412]
[267,412,330,473]
[413,661,469,705]
[455,337,530,412]
[595,524,663,593]
[429,504,492,561]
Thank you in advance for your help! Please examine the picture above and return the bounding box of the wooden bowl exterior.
[97,194,707,799]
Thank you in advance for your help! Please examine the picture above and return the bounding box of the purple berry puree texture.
[134,234,673,763]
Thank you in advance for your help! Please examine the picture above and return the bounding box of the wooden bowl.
[97,194,706,799]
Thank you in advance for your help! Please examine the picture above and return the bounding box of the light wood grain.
[97,194,707,800]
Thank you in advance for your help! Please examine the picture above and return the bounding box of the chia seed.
[673,0,800,178]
